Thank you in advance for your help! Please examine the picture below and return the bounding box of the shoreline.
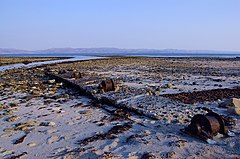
[0,56,72,67]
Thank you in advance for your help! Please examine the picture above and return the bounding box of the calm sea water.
[1,53,240,58]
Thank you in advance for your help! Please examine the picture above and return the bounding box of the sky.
[0,0,240,51]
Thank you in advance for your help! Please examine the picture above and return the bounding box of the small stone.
[32,90,41,96]
[47,136,59,144]
[167,83,173,89]
[219,98,240,115]
[10,102,18,107]
[0,147,4,152]
[3,127,15,132]
[3,150,14,155]
[0,105,10,111]
[47,129,58,134]
[56,147,67,153]
[153,91,160,96]
[150,120,156,124]
[214,133,224,139]
[28,142,37,147]
[141,152,155,159]
[40,121,56,126]
[229,142,235,147]
[15,122,39,130]
[1,133,10,138]
[48,79,55,84]
[145,130,151,135]
[6,116,20,122]
[91,90,97,94]
[146,91,153,96]
[206,139,217,144]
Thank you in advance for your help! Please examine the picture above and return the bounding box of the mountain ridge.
[0,48,240,54]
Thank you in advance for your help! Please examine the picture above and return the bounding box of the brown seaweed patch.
[163,87,240,104]
[77,122,133,146]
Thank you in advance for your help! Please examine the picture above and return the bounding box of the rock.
[146,91,153,96]
[219,98,240,115]
[141,152,155,159]
[144,130,151,135]
[91,90,97,94]
[78,110,92,116]
[48,79,55,84]
[15,122,39,130]
[150,120,156,124]
[153,91,160,96]
[46,129,58,134]
[40,121,56,126]
[206,139,217,144]
[9,102,18,107]
[3,127,15,132]
[56,147,67,153]
[28,142,37,147]
[2,150,14,155]
[0,105,10,111]
[229,142,235,148]
[32,90,41,96]
[1,133,11,138]
[47,136,59,144]
[6,116,20,122]
[167,83,173,89]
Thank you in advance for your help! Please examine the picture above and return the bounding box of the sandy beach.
[0,56,240,159]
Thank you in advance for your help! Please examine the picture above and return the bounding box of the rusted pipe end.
[98,79,117,93]
[72,72,82,79]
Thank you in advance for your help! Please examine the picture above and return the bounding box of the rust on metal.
[72,72,82,79]
[58,69,66,74]
[184,112,229,141]
[98,79,117,93]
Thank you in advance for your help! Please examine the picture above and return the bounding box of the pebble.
[56,147,67,153]
[229,142,235,147]
[28,142,37,147]
[9,102,18,107]
[2,150,14,155]
[167,83,173,89]
[48,79,56,84]
[150,120,156,124]
[144,130,151,135]
[1,133,11,138]
[40,121,56,126]
[6,116,20,122]
[47,129,58,134]
[47,136,59,144]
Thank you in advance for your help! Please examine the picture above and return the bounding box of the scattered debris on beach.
[0,57,240,158]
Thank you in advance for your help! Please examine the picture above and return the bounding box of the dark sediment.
[163,87,240,104]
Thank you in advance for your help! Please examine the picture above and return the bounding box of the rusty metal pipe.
[184,112,228,141]
[98,79,116,93]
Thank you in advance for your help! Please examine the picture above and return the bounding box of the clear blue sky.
[1,0,240,51]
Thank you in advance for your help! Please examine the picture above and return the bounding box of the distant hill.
[0,48,239,54]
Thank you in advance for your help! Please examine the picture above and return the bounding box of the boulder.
[219,98,240,115]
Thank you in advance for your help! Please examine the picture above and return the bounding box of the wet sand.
[0,56,240,158]
[0,57,69,66]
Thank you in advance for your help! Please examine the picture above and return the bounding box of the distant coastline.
[1,48,240,55]
[0,53,240,58]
